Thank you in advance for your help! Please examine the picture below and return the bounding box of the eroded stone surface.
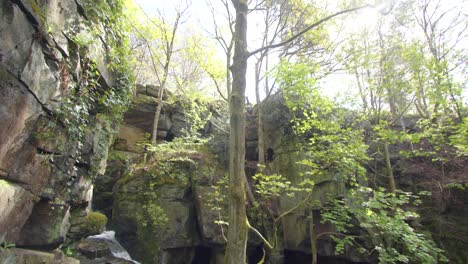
[0,0,119,250]
[17,200,71,247]
[0,181,34,243]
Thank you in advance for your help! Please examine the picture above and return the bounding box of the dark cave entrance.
[284,249,369,264]
[165,130,175,142]
[266,148,274,162]
[191,246,212,264]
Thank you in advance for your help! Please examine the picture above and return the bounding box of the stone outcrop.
[0,0,129,252]
[76,231,137,264]
[111,154,227,263]
[0,248,79,264]
[93,83,229,263]
[114,84,226,153]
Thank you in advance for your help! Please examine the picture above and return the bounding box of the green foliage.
[398,116,466,163]
[62,246,77,257]
[143,136,209,163]
[41,0,135,185]
[0,242,15,251]
[449,117,468,156]
[56,0,134,143]
[71,31,95,47]
[85,212,108,235]
[275,60,369,184]
[107,150,130,162]
[445,182,467,190]
[253,173,293,198]
[136,203,168,230]
[56,59,102,143]
[178,97,213,139]
[253,166,314,199]
[322,187,448,263]
[135,199,168,262]
[206,172,229,233]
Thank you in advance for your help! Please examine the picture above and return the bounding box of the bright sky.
[134,0,467,104]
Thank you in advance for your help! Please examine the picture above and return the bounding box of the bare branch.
[249,5,373,57]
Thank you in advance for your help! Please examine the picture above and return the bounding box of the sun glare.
[348,6,381,33]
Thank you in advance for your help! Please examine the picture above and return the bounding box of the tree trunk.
[151,77,168,145]
[225,1,249,263]
[151,95,164,144]
[383,142,396,192]
[227,50,232,101]
[255,62,265,164]
[309,212,317,264]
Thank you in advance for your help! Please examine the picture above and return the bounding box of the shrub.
[84,212,108,235]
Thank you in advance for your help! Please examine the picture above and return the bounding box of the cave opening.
[266,148,274,162]
[247,244,264,264]
[165,130,175,142]
[284,249,369,264]
[191,246,212,264]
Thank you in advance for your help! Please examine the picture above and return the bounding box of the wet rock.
[77,231,137,264]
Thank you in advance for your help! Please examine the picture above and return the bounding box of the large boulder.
[76,231,136,263]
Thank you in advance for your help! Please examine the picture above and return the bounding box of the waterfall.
[88,231,140,263]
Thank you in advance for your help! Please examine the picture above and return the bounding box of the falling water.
[88,231,140,263]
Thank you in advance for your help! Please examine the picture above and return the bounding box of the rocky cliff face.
[0,0,131,261]
[93,84,228,263]
[245,95,364,263]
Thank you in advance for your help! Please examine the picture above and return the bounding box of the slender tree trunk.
[149,11,182,145]
[151,73,168,145]
[224,3,371,262]
[309,212,317,264]
[225,1,249,263]
[151,96,164,144]
[383,142,396,192]
[227,50,232,101]
[255,63,265,164]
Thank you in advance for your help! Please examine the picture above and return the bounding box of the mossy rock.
[84,212,107,235]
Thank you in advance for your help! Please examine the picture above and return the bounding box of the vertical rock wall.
[0,0,128,248]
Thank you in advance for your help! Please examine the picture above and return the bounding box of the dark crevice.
[36,147,59,155]
[74,161,90,170]
[0,176,30,187]
[5,69,54,117]
[11,0,61,66]
[98,35,109,52]
[74,0,88,20]
[10,0,40,30]
[52,34,69,58]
